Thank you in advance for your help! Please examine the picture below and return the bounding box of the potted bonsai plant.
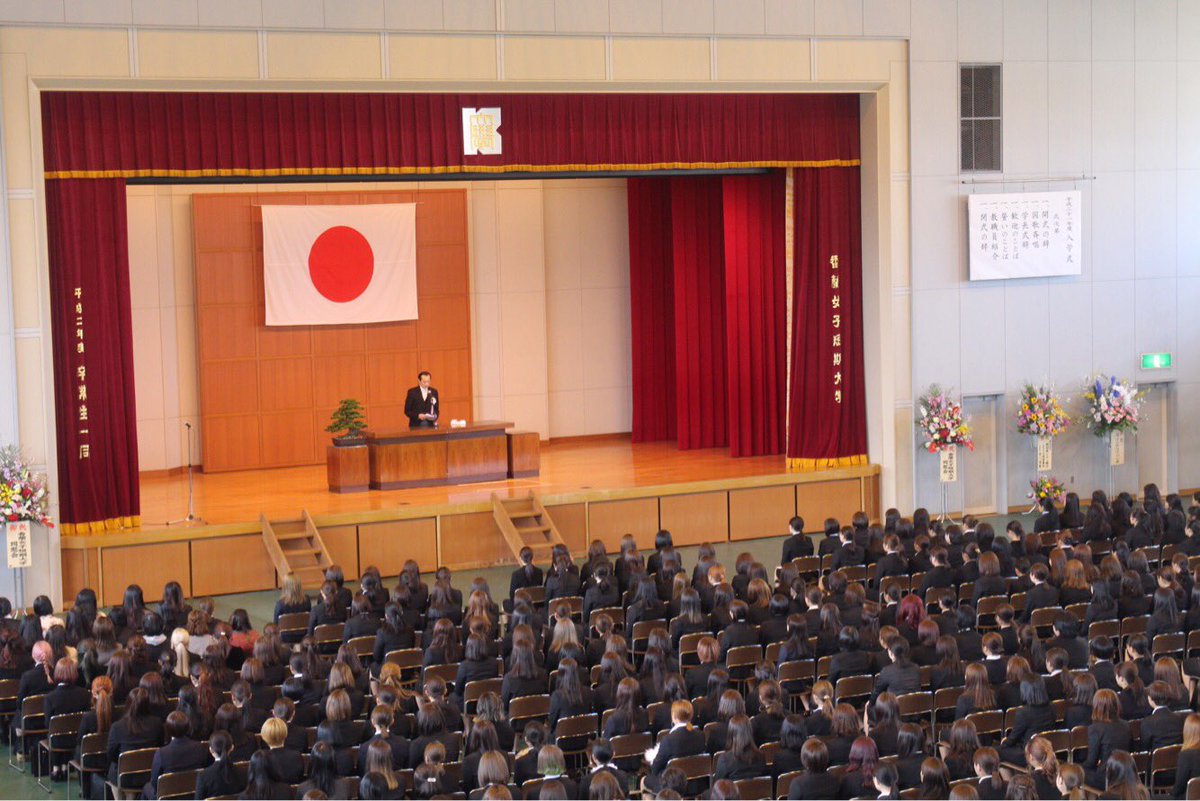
[326,398,367,446]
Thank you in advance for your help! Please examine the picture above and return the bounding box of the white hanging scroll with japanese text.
[968,191,1081,281]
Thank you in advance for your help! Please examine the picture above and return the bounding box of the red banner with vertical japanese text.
[787,167,867,469]
[45,180,140,534]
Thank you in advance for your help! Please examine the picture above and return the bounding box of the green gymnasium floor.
[0,513,1035,799]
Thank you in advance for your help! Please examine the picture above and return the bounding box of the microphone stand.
[166,422,206,526]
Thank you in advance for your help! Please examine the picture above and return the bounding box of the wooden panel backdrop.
[193,189,472,472]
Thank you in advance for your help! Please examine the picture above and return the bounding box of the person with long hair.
[784,738,838,799]
[873,761,901,801]
[501,637,547,711]
[238,748,292,800]
[1116,660,1152,720]
[1083,689,1132,786]
[1148,586,1183,641]
[548,656,592,730]
[917,757,950,800]
[423,617,462,667]
[74,674,114,796]
[714,713,766,781]
[973,747,1004,800]
[105,688,165,785]
[296,740,340,798]
[1000,676,1056,764]
[804,680,835,736]
[751,678,787,744]
[195,729,245,799]
[941,719,980,780]
[1101,750,1150,800]
[1057,763,1086,801]
[839,735,880,798]
[1025,735,1060,799]
[1066,672,1097,728]
[601,676,646,739]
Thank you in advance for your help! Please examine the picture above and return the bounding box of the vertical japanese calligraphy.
[967,190,1082,280]
[829,255,843,406]
[73,287,89,460]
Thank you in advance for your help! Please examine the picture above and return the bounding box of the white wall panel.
[1045,282,1093,386]
[957,0,1001,62]
[909,62,959,177]
[1134,171,1177,278]
[1002,0,1046,61]
[863,0,909,37]
[814,0,863,36]
[1091,280,1138,373]
[911,287,960,389]
[1179,171,1200,275]
[910,0,957,62]
[957,284,1006,393]
[1090,172,1136,282]
[1135,61,1178,171]
[1048,0,1090,60]
[1091,62,1136,171]
[910,177,962,288]
[1047,62,1092,174]
[1135,0,1177,62]
[1002,61,1048,176]
[1092,0,1134,61]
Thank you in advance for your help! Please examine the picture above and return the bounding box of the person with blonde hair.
[169,628,190,678]
[260,716,304,784]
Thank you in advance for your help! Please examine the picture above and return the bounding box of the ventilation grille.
[960,64,1003,173]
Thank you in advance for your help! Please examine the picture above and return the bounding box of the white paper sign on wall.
[462,108,502,156]
[968,190,1082,281]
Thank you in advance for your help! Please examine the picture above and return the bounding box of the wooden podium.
[365,421,514,490]
[326,444,369,493]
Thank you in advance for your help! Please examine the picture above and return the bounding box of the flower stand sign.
[1036,437,1053,472]
[1110,430,1125,466]
[6,522,30,569]
[938,446,958,483]
[1081,375,1143,494]
[917,386,973,520]
[0,446,52,605]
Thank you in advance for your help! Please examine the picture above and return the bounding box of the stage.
[61,436,879,607]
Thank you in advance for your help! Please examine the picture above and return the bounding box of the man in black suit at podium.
[404,370,439,428]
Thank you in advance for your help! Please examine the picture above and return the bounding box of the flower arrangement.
[0,446,52,527]
[1081,375,1144,437]
[1015,384,1070,438]
[1028,475,1066,505]
[916,385,974,453]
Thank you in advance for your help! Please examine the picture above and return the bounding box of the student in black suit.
[917,547,957,595]
[143,711,211,799]
[1082,689,1132,786]
[16,641,53,713]
[1172,713,1200,797]
[105,688,165,786]
[42,658,91,778]
[1089,636,1120,691]
[830,527,866,571]
[578,738,630,799]
[1046,615,1089,669]
[261,716,306,785]
[1019,563,1059,623]
[1033,497,1061,533]
[786,738,840,799]
[780,516,812,564]
[872,637,920,701]
[817,518,842,557]
[1065,673,1097,728]
[508,546,544,602]
[241,748,294,800]
[872,534,910,593]
[194,731,246,800]
[642,700,707,794]
[453,634,500,706]
[404,370,439,428]
[999,677,1057,765]
[1140,681,1186,752]
[971,552,1008,606]
[828,626,873,686]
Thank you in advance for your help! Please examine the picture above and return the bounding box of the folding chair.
[1030,607,1065,637]
[880,575,909,598]
[276,612,309,641]
[792,557,821,580]
[558,596,584,621]
[1070,726,1088,763]
[724,644,762,687]
[35,710,84,791]
[611,731,652,777]
[976,596,1007,630]
[554,713,598,771]
[765,642,782,663]
[346,635,374,661]
[313,622,344,654]
[665,753,713,797]
[1089,620,1120,641]
[463,677,503,715]
[1152,633,1185,661]
[735,776,773,800]
[105,747,158,801]
[896,691,933,728]
[679,632,707,667]
[776,769,804,799]
[631,619,666,661]
[834,674,874,706]
[933,686,964,737]
[817,656,833,680]
[156,768,202,801]
[508,694,550,731]
[9,694,46,772]
[1149,744,1180,794]
[965,710,1004,744]
[1121,615,1149,650]
[1188,776,1200,800]
[384,647,423,686]
[1065,603,1089,622]
[590,606,624,632]
[0,678,18,742]
[1041,729,1072,763]
[67,730,107,801]
[421,662,460,692]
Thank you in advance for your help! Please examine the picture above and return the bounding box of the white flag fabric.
[262,204,418,326]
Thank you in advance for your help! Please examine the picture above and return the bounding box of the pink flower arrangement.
[1028,475,1066,504]
[1081,375,1143,437]
[916,385,974,454]
[1015,384,1070,438]
[0,446,52,527]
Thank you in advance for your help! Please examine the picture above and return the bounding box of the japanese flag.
[262,204,418,326]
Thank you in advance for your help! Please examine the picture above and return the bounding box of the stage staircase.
[492,491,565,564]
[261,510,334,586]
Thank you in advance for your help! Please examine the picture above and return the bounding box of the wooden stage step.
[492,491,565,563]
[261,510,334,584]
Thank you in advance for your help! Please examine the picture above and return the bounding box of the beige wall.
[0,16,911,602]
[127,178,633,470]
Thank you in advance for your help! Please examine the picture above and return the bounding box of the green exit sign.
[1141,352,1173,370]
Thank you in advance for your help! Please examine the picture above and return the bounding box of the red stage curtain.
[627,178,676,444]
[44,180,140,533]
[670,177,728,450]
[787,167,868,468]
[722,174,787,457]
[40,92,861,178]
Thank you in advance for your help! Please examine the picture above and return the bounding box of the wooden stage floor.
[137,436,791,528]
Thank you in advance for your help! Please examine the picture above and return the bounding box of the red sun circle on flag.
[307,225,374,303]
